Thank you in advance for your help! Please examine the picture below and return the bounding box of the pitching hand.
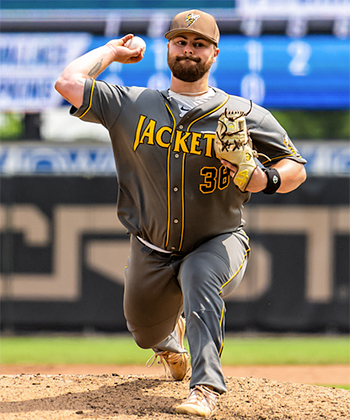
[106,34,145,64]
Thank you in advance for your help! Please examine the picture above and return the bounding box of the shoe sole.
[175,404,211,418]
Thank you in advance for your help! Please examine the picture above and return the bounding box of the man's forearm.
[54,45,117,108]
[271,159,307,193]
[64,45,117,81]
[55,34,144,109]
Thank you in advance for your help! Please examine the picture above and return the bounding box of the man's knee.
[126,318,176,350]
[125,321,158,349]
[133,335,154,350]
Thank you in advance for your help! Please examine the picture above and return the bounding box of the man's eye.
[194,43,205,48]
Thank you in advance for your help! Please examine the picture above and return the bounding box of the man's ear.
[212,48,219,63]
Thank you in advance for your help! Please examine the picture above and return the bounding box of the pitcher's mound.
[1,373,349,419]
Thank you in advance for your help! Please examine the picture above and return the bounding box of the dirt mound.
[1,372,349,419]
[2,364,349,385]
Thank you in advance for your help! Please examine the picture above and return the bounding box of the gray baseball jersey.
[71,79,306,253]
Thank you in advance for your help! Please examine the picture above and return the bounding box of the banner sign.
[0,142,349,176]
[0,33,349,111]
[0,33,91,111]
[0,143,116,175]
[0,176,348,332]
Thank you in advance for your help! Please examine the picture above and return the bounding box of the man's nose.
[184,45,194,54]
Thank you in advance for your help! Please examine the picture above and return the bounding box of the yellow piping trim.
[218,242,250,356]
[179,153,186,251]
[261,154,303,165]
[165,103,176,247]
[79,79,96,119]
[220,247,250,291]
[187,94,229,131]
[218,301,225,356]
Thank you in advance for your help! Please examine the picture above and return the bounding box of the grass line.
[1,335,349,366]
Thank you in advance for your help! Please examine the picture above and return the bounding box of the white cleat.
[175,385,219,418]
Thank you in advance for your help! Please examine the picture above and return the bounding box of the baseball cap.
[165,10,220,45]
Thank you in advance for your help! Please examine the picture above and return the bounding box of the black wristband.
[262,167,281,194]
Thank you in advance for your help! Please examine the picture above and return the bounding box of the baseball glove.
[214,102,268,192]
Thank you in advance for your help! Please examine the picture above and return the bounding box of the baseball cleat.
[147,316,189,381]
[175,385,219,418]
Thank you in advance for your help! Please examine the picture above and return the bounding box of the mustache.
[176,55,201,63]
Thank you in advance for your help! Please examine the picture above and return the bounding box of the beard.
[167,53,213,83]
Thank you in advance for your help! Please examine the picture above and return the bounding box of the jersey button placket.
[168,140,183,251]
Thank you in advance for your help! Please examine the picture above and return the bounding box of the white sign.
[0,33,92,111]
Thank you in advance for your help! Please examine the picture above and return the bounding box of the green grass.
[0,112,23,140]
[325,385,350,391]
[220,336,350,365]
[0,335,349,366]
[0,336,148,365]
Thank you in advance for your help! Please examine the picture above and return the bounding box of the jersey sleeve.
[249,110,307,166]
[70,79,126,129]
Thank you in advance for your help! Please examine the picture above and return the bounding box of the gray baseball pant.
[124,231,250,394]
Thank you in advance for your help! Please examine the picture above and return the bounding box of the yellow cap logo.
[185,13,200,27]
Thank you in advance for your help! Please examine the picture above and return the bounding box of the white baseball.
[125,36,146,52]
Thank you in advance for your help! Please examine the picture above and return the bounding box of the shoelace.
[146,351,172,379]
[147,350,188,379]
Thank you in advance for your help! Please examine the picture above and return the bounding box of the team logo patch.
[185,13,200,27]
[272,175,279,184]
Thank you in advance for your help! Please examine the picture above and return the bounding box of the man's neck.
[170,77,209,96]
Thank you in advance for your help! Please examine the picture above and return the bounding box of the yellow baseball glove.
[214,103,264,192]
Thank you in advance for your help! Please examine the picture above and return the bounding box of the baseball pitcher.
[55,9,307,418]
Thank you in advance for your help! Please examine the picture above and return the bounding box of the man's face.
[167,33,219,83]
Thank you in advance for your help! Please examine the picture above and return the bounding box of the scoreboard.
[0,34,349,111]
[97,35,350,110]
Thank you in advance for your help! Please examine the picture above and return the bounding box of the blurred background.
[0,0,349,335]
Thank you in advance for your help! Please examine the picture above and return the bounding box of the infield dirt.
[0,365,349,419]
